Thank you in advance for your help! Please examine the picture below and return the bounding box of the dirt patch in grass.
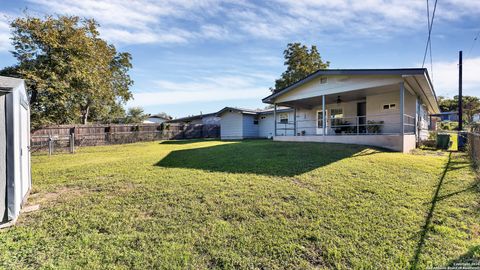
[28,186,88,206]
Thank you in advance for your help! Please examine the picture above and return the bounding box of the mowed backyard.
[0,140,479,269]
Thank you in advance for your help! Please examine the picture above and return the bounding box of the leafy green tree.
[0,15,133,128]
[438,95,480,124]
[272,43,330,92]
[125,107,147,124]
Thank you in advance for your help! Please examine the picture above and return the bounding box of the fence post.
[48,135,53,156]
[105,126,111,144]
[69,133,75,153]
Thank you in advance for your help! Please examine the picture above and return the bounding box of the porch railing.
[275,113,416,136]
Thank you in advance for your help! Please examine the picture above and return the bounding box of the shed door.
[0,95,7,222]
[19,102,30,201]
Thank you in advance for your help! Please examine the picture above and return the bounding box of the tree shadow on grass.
[448,245,480,267]
[410,153,452,269]
[156,140,381,177]
[160,139,219,145]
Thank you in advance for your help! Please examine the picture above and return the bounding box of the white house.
[143,114,171,124]
[0,76,31,227]
[261,68,439,153]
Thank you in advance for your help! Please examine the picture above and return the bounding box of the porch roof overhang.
[262,68,440,114]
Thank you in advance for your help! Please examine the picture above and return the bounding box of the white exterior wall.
[259,114,274,138]
[220,111,244,140]
[274,134,417,153]
[242,114,259,138]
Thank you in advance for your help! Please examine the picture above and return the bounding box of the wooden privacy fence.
[31,123,220,154]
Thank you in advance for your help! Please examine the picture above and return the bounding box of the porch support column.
[293,107,297,136]
[415,97,418,136]
[400,82,405,136]
[273,104,277,137]
[322,95,326,136]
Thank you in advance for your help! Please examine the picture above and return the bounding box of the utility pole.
[458,51,463,131]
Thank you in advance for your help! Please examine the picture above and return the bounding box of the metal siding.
[242,114,259,138]
[219,111,243,139]
[0,95,6,222]
[5,92,15,220]
[259,114,274,138]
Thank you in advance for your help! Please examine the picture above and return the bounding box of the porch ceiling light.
[336,96,342,104]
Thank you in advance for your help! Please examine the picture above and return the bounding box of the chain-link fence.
[467,132,480,169]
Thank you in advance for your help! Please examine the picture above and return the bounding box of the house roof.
[0,76,24,90]
[148,114,171,120]
[262,68,438,113]
[216,106,293,116]
[167,112,217,123]
[216,107,260,116]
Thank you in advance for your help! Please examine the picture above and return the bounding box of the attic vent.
[320,77,327,84]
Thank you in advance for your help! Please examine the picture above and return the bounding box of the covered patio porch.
[271,82,417,152]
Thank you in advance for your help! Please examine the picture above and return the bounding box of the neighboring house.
[143,114,171,124]
[260,68,439,153]
[430,111,459,122]
[0,76,31,227]
[472,113,480,123]
[168,112,220,125]
[216,107,293,140]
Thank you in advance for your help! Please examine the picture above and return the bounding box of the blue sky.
[1,0,479,118]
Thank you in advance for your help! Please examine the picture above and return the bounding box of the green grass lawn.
[1,140,479,269]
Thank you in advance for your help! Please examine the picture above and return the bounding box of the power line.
[427,0,433,81]
[466,30,480,59]
[422,0,438,68]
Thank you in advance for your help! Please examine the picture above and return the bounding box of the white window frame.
[382,103,397,110]
[279,113,289,124]
[330,108,343,119]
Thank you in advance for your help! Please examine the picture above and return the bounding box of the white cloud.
[428,57,480,97]
[27,0,221,45]
[128,75,270,107]
[22,0,480,45]
[0,13,12,52]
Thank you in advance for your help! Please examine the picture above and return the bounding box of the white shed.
[0,76,31,227]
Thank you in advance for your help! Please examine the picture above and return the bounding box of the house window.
[320,77,328,84]
[383,103,396,110]
[279,113,288,124]
[253,117,259,125]
[330,108,343,118]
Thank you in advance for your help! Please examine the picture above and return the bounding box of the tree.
[272,42,330,92]
[438,95,480,124]
[0,15,133,128]
[125,107,147,124]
